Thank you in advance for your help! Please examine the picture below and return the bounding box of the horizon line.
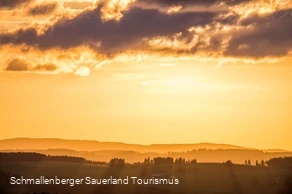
[0,137,290,152]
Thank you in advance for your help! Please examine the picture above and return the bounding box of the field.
[1,161,292,194]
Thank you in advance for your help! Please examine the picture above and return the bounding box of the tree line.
[266,157,292,169]
[1,152,291,168]
[0,152,106,165]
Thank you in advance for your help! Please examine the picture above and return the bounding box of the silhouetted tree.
[109,158,125,167]
[175,157,186,164]
[255,160,259,166]
[191,159,197,164]
[144,157,151,165]
[248,159,251,166]
[261,159,265,166]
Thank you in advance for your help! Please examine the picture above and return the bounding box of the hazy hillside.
[0,138,249,153]
[1,138,292,164]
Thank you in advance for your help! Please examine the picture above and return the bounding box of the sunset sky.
[1,0,292,150]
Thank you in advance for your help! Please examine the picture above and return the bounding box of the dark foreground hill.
[1,155,292,194]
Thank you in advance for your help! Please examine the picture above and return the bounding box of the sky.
[0,0,292,150]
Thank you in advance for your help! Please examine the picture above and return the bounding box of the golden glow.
[147,34,199,52]
[1,57,292,150]
[0,46,107,74]
[100,0,136,21]
[167,5,182,14]
[1,0,292,151]
[75,66,91,76]
[231,0,289,18]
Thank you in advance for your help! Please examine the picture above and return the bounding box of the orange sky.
[1,0,292,150]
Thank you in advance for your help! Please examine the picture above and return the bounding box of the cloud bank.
[0,0,31,9]
[0,0,291,74]
[28,2,58,16]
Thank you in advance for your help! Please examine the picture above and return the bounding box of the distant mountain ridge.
[1,138,292,164]
[0,138,283,153]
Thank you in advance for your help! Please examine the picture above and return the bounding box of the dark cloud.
[225,9,292,57]
[28,3,58,16]
[1,3,291,58]
[0,0,31,9]
[0,6,218,53]
[32,63,58,71]
[136,0,253,7]
[5,58,30,71]
[5,58,58,71]
[0,28,38,45]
